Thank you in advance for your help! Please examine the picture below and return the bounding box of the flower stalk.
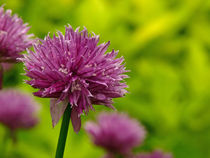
[55,104,72,158]
[1,129,9,157]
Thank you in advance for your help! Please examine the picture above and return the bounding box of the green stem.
[55,104,72,158]
[1,129,10,157]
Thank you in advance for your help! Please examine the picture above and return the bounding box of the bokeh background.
[0,0,210,157]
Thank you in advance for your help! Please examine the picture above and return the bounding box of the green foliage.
[0,0,210,157]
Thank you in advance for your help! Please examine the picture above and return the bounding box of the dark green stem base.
[55,104,72,158]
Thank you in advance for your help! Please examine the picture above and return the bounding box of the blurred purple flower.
[21,25,128,132]
[0,89,39,131]
[0,5,34,63]
[135,150,172,158]
[85,112,146,155]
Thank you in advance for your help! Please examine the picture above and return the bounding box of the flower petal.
[50,98,68,127]
[71,107,81,133]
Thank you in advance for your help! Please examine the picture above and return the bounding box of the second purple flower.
[21,25,128,132]
[0,5,34,62]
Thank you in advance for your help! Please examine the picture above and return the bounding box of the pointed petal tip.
[71,118,81,133]
[52,121,56,128]
[71,108,81,133]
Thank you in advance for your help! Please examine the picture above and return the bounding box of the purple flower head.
[0,89,39,131]
[85,112,146,155]
[21,25,128,132]
[136,150,173,158]
[0,5,34,62]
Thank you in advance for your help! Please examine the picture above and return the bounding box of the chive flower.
[0,89,39,131]
[0,5,34,63]
[21,25,128,132]
[85,112,146,156]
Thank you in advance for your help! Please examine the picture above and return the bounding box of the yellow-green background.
[0,0,210,157]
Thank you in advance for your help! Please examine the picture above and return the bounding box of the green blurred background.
[0,0,210,157]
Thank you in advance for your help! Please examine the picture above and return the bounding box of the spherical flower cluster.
[0,89,39,131]
[85,112,146,155]
[0,5,34,62]
[136,150,172,158]
[21,25,128,132]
